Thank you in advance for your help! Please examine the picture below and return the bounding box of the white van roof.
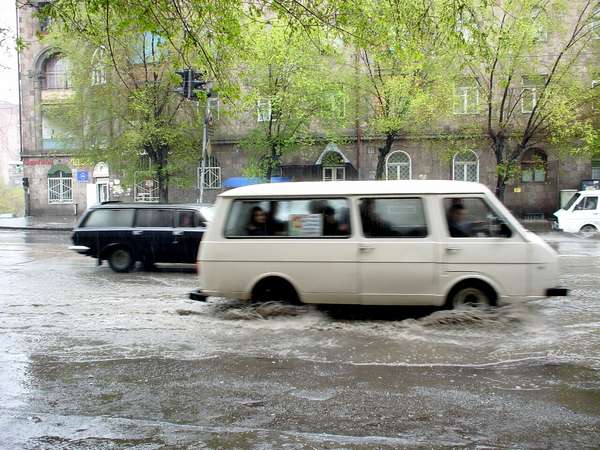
[220,180,491,198]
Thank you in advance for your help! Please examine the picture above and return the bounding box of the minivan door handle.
[173,230,184,236]
[132,230,143,236]
[445,247,461,254]
[359,245,375,253]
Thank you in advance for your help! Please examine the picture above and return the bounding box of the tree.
[43,4,203,202]
[238,21,348,179]
[337,0,454,180]
[454,0,600,199]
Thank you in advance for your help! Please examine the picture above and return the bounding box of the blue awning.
[223,177,290,189]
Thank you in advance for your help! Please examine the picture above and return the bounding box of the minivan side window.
[225,198,351,238]
[574,196,598,211]
[135,209,174,228]
[444,197,511,238]
[359,198,427,238]
[83,209,135,227]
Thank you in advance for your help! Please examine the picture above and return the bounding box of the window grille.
[453,151,479,182]
[48,170,73,204]
[386,151,411,180]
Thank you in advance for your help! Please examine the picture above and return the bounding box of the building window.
[36,1,52,33]
[592,158,600,179]
[208,98,220,121]
[198,156,222,190]
[41,54,70,90]
[329,92,347,119]
[321,151,346,181]
[47,165,73,204]
[132,32,165,64]
[91,46,107,86]
[453,150,479,182]
[454,79,479,114]
[532,7,548,41]
[522,75,546,114]
[257,99,272,122]
[592,6,600,39]
[386,151,411,180]
[521,149,547,183]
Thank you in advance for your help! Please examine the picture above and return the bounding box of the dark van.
[69,203,213,272]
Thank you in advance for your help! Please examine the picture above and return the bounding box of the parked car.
[553,189,600,236]
[70,202,213,272]
[194,180,567,307]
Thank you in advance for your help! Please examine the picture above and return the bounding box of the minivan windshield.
[563,193,580,210]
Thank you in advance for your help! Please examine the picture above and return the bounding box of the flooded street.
[0,230,599,448]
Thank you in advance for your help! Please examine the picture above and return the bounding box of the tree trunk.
[375,133,395,180]
[265,144,278,181]
[155,146,168,203]
[493,135,507,202]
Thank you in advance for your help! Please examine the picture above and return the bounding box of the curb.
[0,225,73,231]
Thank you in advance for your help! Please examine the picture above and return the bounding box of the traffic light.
[175,68,208,100]
[175,68,192,99]
[190,70,207,98]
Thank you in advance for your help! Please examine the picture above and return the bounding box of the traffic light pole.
[198,97,210,204]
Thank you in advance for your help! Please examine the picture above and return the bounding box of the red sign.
[24,159,54,166]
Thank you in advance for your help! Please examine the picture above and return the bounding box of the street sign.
[77,170,89,183]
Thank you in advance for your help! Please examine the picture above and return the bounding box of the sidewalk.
[0,216,77,231]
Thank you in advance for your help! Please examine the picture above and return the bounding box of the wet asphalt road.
[0,230,599,449]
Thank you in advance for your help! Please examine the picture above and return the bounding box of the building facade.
[16,1,599,217]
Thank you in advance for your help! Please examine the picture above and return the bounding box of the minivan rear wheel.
[252,277,300,304]
[447,281,496,309]
[108,248,134,273]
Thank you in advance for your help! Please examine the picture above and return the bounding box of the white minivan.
[553,189,600,236]
[195,180,566,308]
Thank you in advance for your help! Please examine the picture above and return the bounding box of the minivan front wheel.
[447,281,496,309]
[108,248,134,273]
[579,224,597,237]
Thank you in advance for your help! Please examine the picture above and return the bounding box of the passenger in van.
[447,203,471,237]
[323,206,345,236]
[360,198,398,237]
[267,201,287,236]
[246,206,269,236]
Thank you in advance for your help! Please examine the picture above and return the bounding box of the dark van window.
[225,198,351,238]
[177,210,200,227]
[360,198,427,238]
[135,209,173,228]
[83,209,135,227]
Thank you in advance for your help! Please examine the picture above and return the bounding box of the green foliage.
[237,20,347,177]
[0,185,24,216]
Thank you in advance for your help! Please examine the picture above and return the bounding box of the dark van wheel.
[447,281,496,309]
[108,248,134,273]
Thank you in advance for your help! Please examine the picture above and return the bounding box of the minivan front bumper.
[546,287,568,297]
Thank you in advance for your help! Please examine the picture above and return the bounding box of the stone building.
[16,1,600,217]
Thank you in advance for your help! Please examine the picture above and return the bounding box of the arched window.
[316,144,350,182]
[47,164,73,204]
[386,151,411,180]
[42,54,70,90]
[453,150,479,182]
[521,149,547,182]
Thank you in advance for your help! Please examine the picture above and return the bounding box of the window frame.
[453,80,479,115]
[257,99,272,122]
[358,196,430,239]
[223,197,353,239]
